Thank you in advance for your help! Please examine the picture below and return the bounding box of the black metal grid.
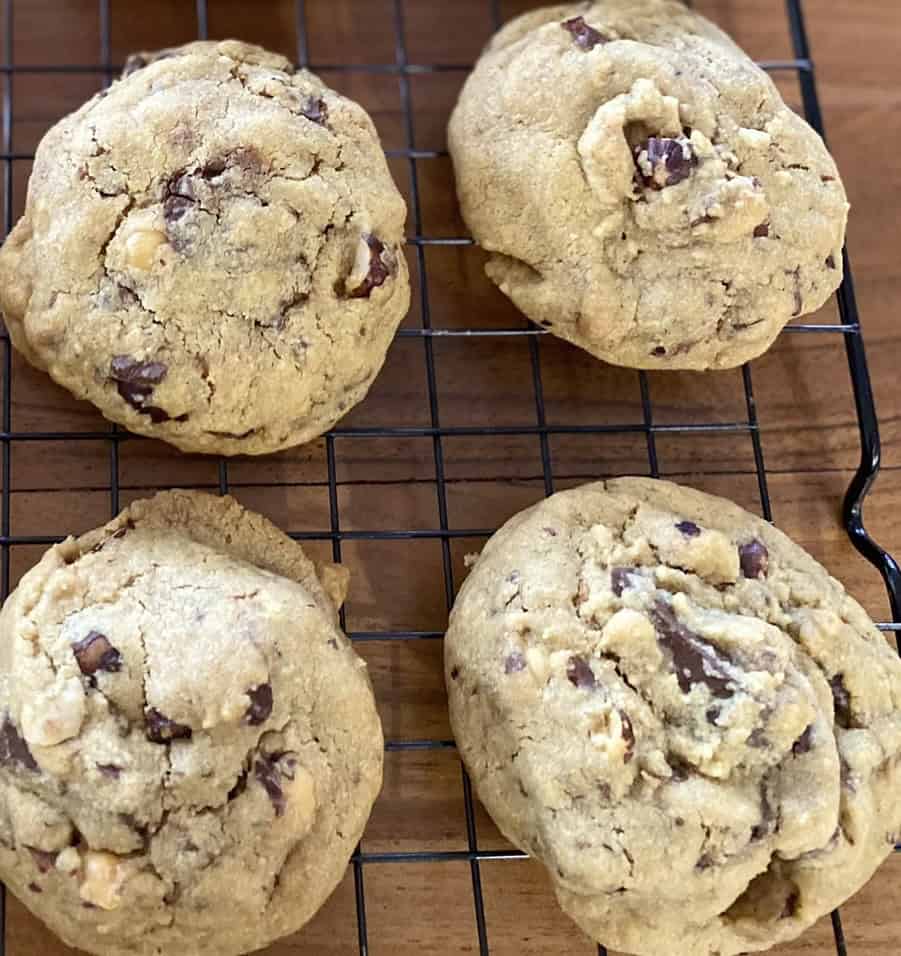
[0,1,899,954]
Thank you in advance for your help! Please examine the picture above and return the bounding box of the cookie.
[0,40,409,455]
[448,1,848,370]
[0,491,383,956]
[445,478,901,956]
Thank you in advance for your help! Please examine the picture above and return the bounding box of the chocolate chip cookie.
[0,491,383,956]
[0,40,409,454]
[445,478,901,955]
[449,1,848,369]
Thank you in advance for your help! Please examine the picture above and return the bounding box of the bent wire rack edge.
[0,1,899,955]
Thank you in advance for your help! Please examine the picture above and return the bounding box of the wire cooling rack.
[0,1,899,954]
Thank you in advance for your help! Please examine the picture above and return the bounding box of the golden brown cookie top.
[0,41,409,454]
[0,491,382,956]
[449,1,847,370]
[446,477,901,956]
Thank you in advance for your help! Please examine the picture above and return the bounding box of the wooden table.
[2,1,899,953]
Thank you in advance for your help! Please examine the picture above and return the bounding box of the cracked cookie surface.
[0,40,409,454]
[448,1,848,369]
[0,490,383,956]
[445,478,901,955]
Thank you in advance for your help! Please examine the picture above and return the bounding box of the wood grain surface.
[1,1,899,954]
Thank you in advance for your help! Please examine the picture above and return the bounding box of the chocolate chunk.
[348,234,392,299]
[170,170,199,201]
[110,357,178,422]
[450,666,460,681]
[0,716,39,771]
[300,96,328,125]
[110,356,168,414]
[650,600,733,699]
[504,651,526,675]
[145,709,192,744]
[96,763,122,779]
[651,346,667,357]
[201,157,227,179]
[561,16,608,50]
[566,656,597,690]
[27,847,57,873]
[27,882,42,893]
[245,683,273,726]
[254,754,286,816]
[635,137,697,189]
[110,356,167,386]
[116,380,150,410]
[739,539,769,579]
[753,222,770,238]
[72,631,122,677]
[830,675,851,729]
[675,520,701,538]
[826,254,836,270]
[705,706,721,725]
[279,754,298,781]
[610,566,636,597]
[792,724,815,756]
[620,711,635,762]
[163,194,194,224]
[660,139,694,185]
